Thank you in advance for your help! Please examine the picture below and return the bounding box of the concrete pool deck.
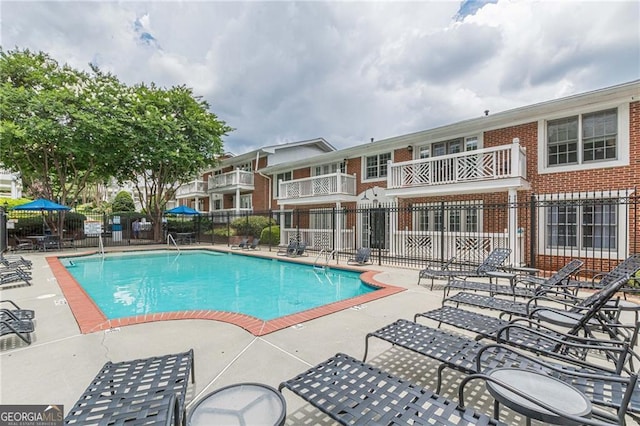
[0,245,635,424]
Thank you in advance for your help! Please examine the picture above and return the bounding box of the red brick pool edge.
[48,255,406,336]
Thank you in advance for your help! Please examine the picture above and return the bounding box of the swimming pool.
[62,250,375,321]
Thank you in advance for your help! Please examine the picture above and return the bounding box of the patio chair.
[13,237,35,252]
[347,247,372,265]
[244,238,260,250]
[279,352,506,425]
[0,266,32,287]
[231,237,249,249]
[0,315,34,345]
[65,349,195,426]
[363,319,639,421]
[444,259,584,298]
[276,241,297,256]
[0,253,33,269]
[443,254,640,339]
[0,300,35,320]
[288,242,307,257]
[417,248,511,290]
[39,235,61,251]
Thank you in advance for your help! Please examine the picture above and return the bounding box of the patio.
[0,245,635,424]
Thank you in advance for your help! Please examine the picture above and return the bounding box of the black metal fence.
[3,189,638,273]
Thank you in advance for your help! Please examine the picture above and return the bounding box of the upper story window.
[313,162,346,176]
[275,171,292,197]
[547,108,617,167]
[236,162,253,172]
[417,136,479,159]
[364,153,391,180]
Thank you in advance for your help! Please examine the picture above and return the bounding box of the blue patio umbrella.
[165,205,200,215]
[13,198,71,211]
[13,198,71,235]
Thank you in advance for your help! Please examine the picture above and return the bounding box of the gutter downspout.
[255,151,272,209]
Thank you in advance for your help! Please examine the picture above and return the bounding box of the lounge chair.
[0,300,35,320]
[444,259,584,298]
[347,247,372,265]
[279,352,506,425]
[65,349,195,426]
[442,254,640,339]
[0,253,32,269]
[287,242,307,257]
[0,266,32,287]
[231,237,249,250]
[244,238,260,250]
[0,315,34,345]
[417,248,511,290]
[363,320,639,422]
[277,241,298,256]
[13,237,35,252]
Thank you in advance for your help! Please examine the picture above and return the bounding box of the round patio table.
[188,382,286,426]
[486,368,592,425]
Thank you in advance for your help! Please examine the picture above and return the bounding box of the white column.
[508,188,518,266]
[335,202,342,251]
[389,197,398,256]
[279,206,286,244]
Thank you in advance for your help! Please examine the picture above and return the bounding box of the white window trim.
[537,103,629,175]
[361,152,393,183]
[413,201,484,233]
[414,134,483,160]
[536,190,633,259]
[273,170,293,197]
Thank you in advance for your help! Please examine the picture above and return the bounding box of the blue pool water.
[62,250,375,320]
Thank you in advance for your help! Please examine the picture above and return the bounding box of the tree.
[115,83,231,241]
[0,49,133,211]
[112,190,135,212]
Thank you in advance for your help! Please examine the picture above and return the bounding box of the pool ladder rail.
[313,249,336,271]
[167,234,181,254]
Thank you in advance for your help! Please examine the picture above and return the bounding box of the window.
[212,199,222,210]
[239,194,252,209]
[275,171,292,197]
[313,162,346,176]
[365,153,391,179]
[311,209,333,229]
[547,109,617,167]
[545,200,618,250]
[416,202,481,232]
[416,135,479,159]
[236,162,253,172]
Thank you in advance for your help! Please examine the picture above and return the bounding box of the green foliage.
[166,218,195,233]
[0,197,32,211]
[260,225,280,245]
[11,216,44,235]
[64,212,87,231]
[231,215,275,237]
[628,270,640,288]
[207,226,236,237]
[112,191,135,212]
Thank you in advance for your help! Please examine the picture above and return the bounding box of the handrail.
[98,234,105,259]
[313,249,336,270]
[167,234,180,254]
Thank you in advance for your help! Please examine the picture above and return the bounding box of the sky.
[2,1,639,155]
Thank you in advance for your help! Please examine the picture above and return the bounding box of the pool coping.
[48,249,406,336]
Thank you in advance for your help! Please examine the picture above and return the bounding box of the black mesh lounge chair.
[347,248,371,265]
[0,300,35,320]
[417,248,511,290]
[0,315,34,345]
[231,238,249,249]
[289,242,307,257]
[0,253,33,269]
[277,241,297,256]
[279,352,506,425]
[13,237,35,252]
[65,349,195,426]
[443,254,640,339]
[0,266,32,287]
[244,238,260,250]
[444,259,584,298]
[363,320,639,421]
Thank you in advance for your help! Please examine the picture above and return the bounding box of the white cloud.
[2,0,638,154]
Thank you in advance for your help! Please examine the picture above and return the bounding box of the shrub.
[231,215,275,238]
[111,191,136,212]
[260,225,280,245]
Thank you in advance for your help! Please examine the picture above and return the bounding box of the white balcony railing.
[208,170,254,192]
[388,143,527,189]
[278,172,356,200]
[175,180,207,198]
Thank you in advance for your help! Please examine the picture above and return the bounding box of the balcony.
[208,170,254,194]
[387,142,529,197]
[175,180,207,199]
[277,172,357,205]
